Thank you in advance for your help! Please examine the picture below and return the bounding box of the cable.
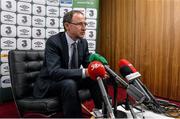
[161,102,180,118]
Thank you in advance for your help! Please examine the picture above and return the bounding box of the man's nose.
[82,25,86,30]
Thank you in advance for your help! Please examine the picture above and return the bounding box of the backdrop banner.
[0,0,99,103]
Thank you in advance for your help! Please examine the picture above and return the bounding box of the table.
[117,105,174,119]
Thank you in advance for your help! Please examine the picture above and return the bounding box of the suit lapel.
[60,33,69,68]
[60,33,85,68]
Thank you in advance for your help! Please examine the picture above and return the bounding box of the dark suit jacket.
[33,32,90,98]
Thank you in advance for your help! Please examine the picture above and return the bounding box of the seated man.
[33,10,103,117]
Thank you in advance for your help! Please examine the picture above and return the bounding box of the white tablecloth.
[117,106,174,119]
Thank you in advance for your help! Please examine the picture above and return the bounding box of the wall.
[98,0,180,101]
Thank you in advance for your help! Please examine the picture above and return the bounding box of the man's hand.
[104,72,110,79]
[85,68,90,77]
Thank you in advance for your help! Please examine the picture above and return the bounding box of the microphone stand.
[102,79,108,118]
[97,77,115,119]
[113,80,118,115]
[112,78,140,119]
[112,78,127,118]
[103,65,145,118]
[124,94,137,118]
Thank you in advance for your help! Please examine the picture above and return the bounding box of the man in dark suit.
[33,10,103,117]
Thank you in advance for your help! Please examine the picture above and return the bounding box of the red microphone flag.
[118,59,137,73]
[88,61,106,80]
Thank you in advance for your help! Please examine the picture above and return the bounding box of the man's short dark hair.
[63,10,84,30]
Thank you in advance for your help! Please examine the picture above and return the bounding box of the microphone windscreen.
[119,66,133,78]
[118,59,137,72]
[88,61,106,80]
[89,53,108,65]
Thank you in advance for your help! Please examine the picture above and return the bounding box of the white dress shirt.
[65,32,86,78]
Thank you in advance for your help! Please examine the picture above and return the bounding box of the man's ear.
[64,22,69,30]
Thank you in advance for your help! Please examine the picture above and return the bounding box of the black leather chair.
[8,50,91,118]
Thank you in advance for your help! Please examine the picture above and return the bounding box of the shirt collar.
[65,32,79,45]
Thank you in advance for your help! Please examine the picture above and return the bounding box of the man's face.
[65,13,86,40]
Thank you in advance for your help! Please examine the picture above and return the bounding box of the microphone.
[119,59,152,102]
[120,66,151,102]
[89,54,145,103]
[119,59,166,113]
[104,65,145,103]
[89,53,130,87]
[89,53,108,65]
[88,61,115,119]
[118,59,137,73]
[88,60,106,80]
